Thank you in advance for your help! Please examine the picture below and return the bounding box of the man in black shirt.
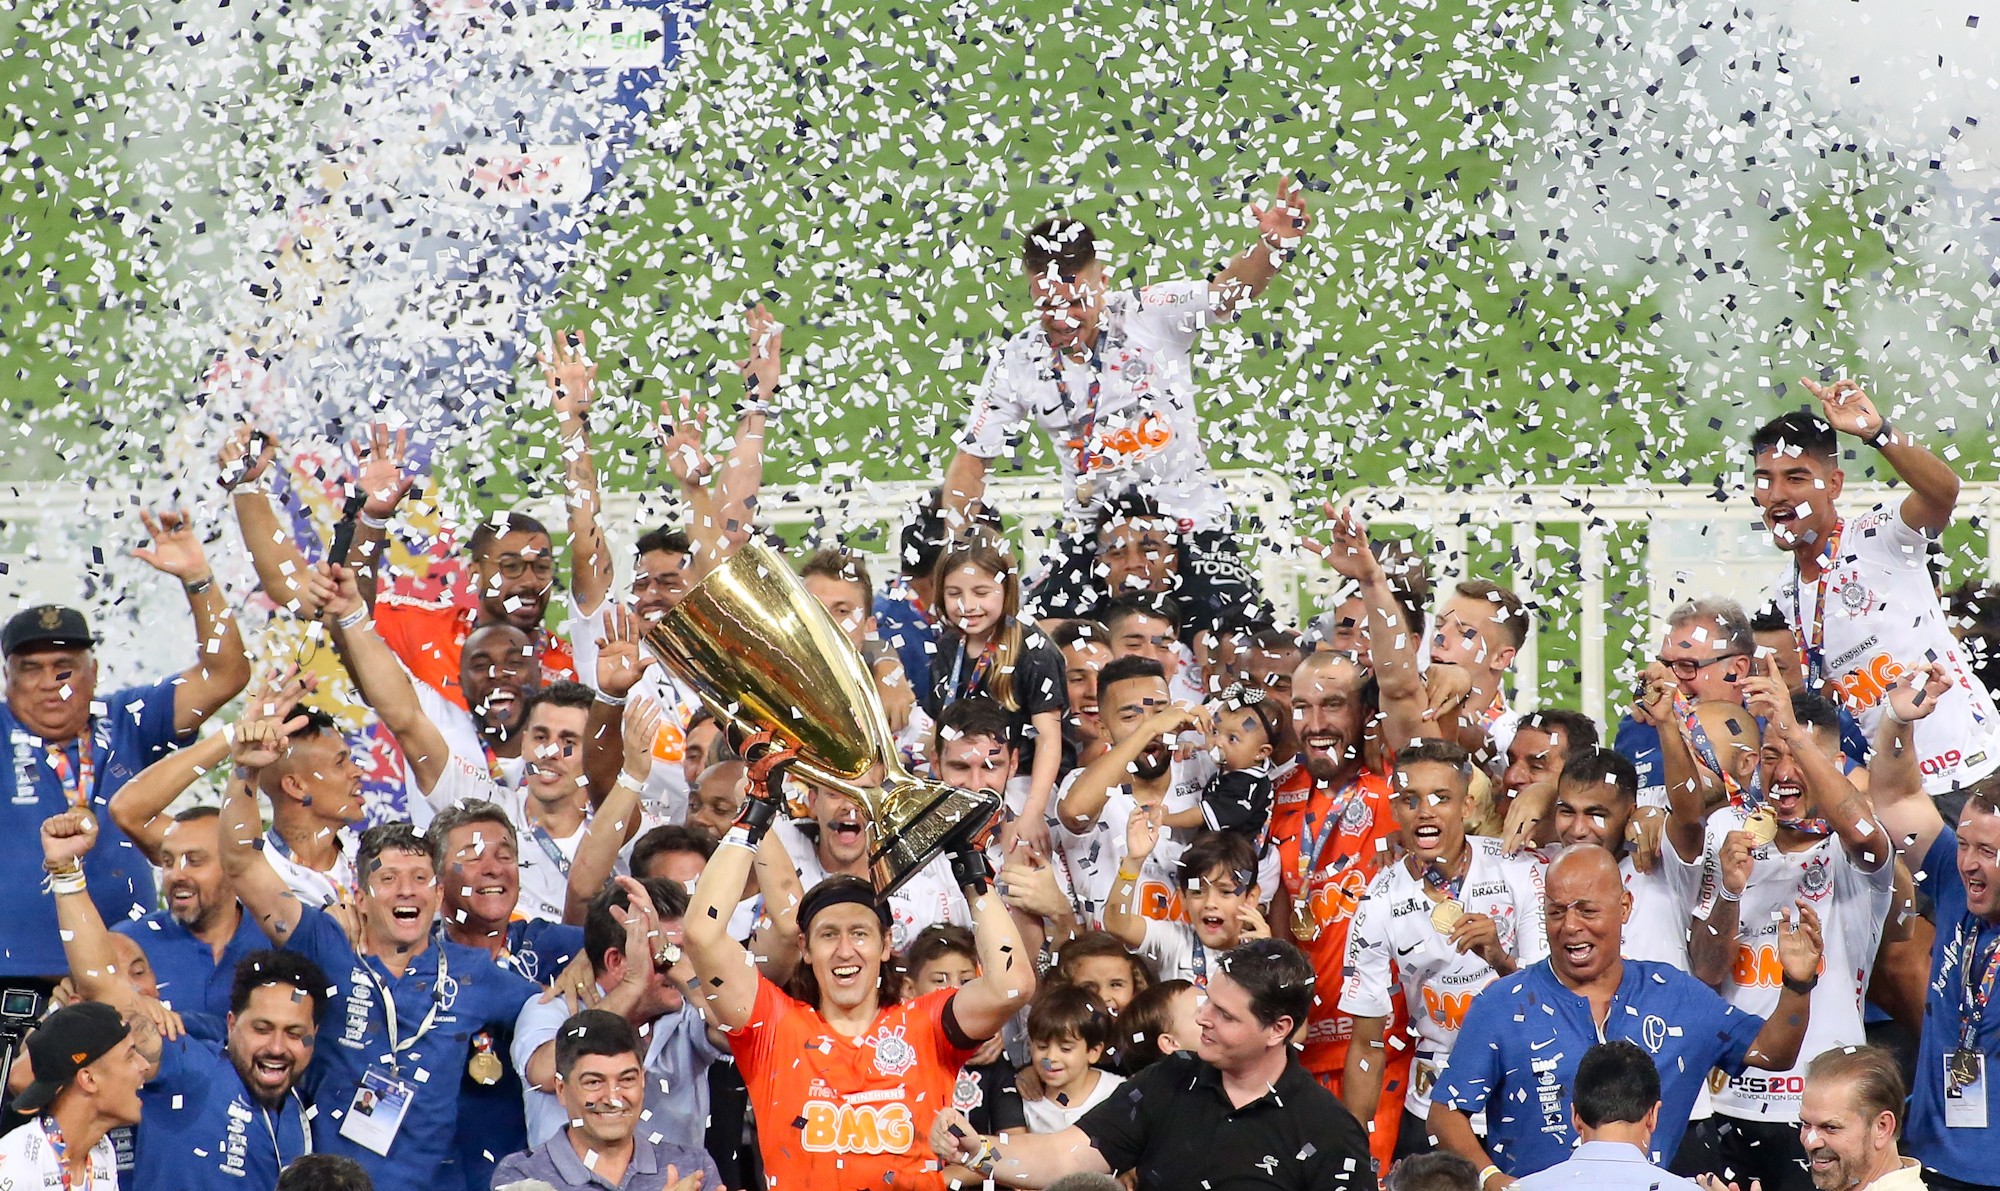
[930,939,1371,1190]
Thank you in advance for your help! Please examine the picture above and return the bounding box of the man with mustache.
[1750,378,1999,817]
[42,806,328,1191]
[1678,673,1897,1191]
[491,1010,714,1191]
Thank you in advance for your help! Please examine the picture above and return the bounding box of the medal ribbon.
[525,817,572,877]
[1676,690,1763,813]
[1054,336,1106,477]
[1420,857,1466,904]
[948,639,998,704]
[1957,916,2000,1052]
[40,1114,91,1191]
[45,737,96,811]
[1790,519,1845,689]
[1296,779,1362,897]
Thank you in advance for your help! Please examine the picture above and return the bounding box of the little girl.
[1160,683,1279,841]
[925,539,1067,851]
[1019,983,1125,1133]
[1052,931,1152,1016]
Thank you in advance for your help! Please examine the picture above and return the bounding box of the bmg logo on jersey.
[800,1100,916,1154]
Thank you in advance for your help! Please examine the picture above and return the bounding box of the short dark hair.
[521,679,595,731]
[1806,1045,1907,1137]
[229,950,330,1021]
[933,696,1014,757]
[1397,739,1474,776]
[1176,831,1258,893]
[798,547,874,603]
[1095,655,1166,700]
[1750,602,1789,635]
[1451,579,1530,650]
[1118,979,1193,1076]
[1385,1153,1480,1191]
[1520,709,1600,767]
[1053,931,1151,998]
[1050,618,1110,652]
[634,525,693,559]
[466,511,551,559]
[1751,410,1838,463]
[553,1009,640,1080]
[1792,691,1842,735]
[1574,1039,1661,1128]
[171,805,222,825]
[583,878,690,975]
[1559,749,1639,806]
[276,1154,373,1191]
[1026,982,1113,1051]
[630,825,717,880]
[357,822,439,890]
[902,924,979,979]
[427,799,518,854]
[1103,592,1181,637]
[1214,938,1314,1031]
[1022,217,1098,277]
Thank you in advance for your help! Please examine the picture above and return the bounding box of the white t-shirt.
[264,828,358,908]
[1770,503,2000,795]
[424,756,585,923]
[1137,918,1225,989]
[772,819,971,953]
[0,1115,120,1190]
[1055,757,1208,925]
[565,595,703,824]
[1698,806,1894,1122]
[958,280,1226,529]
[1340,836,1550,1115]
[1022,1070,1125,1134]
[406,671,522,830]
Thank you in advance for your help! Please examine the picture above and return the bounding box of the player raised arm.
[544,328,614,619]
[1306,503,1428,750]
[1209,175,1312,321]
[1056,702,1203,831]
[1803,375,1959,535]
[133,508,252,734]
[682,745,788,1031]
[217,699,314,945]
[1868,662,1954,864]
[939,840,1038,1041]
[564,696,663,923]
[220,425,324,619]
[308,562,455,800]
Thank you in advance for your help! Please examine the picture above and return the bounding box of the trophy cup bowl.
[640,538,1003,895]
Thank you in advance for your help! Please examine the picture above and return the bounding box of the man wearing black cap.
[0,1001,150,1187]
[683,750,1036,1191]
[2,510,251,1001]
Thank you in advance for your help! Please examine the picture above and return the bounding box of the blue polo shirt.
[445,918,584,1191]
[875,582,936,693]
[135,1032,310,1191]
[1907,827,2000,1184]
[1435,958,1766,1176]
[2,678,182,976]
[115,904,270,1019]
[284,906,539,1191]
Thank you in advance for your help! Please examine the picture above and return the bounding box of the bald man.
[1431,846,1824,1187]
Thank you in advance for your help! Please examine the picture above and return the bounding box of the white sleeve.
[423,753,506,814]
[1128,280,1214,351]
[1136,919,1194,979]
[565,595,608,692]
[1509,856,1551,966]
[1338,875,1396,1018]
[956,344,1028,459]
[510,994,565,1104]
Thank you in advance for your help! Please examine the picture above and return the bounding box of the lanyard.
[1958,916,2000,1051]
[357,945,448,1064]
[525,817,571,877]
[44,736,96,811]
[1790,519,1845,688]
[1297,779,1361,892]
[477,740,504,783]
[1190,939,1210,989]
[947,639,997,704]
[1418,855,1466,903]
[40,1114,92,1191]
[1053,338,1106,475]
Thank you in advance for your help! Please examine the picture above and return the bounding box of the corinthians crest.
[870,1025,917,1078]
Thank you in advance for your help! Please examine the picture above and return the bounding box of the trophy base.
[868,779,1005,897]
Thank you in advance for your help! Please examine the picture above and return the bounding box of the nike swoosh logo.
[1397,941,1423,956]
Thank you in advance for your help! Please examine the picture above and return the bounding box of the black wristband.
[949,845,994,895]
[1782,973,1818,996]
[1864,420,1894,449]
[733,796,780,843]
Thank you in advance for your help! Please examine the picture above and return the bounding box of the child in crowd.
[1052,931,1152,1015]
[1104,827,1265,989]
[1020,983,1125,1133]
[1160,684,1279,840]
[903,926,1023,1143]
[925,538,1068,850]
[1119,979,1200,1076]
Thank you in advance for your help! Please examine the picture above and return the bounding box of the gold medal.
[1430,898,1465,934]
[1293,893,1320,942]
[468,1043,503,1086]
[1744,808,1779,847]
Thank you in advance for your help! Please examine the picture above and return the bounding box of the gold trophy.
[642,538,1003,895]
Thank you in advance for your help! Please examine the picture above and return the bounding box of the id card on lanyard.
[1949,916,1999,1128]
[338,948,448,1156]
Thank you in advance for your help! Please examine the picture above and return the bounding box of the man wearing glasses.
[1613,597,1759,805]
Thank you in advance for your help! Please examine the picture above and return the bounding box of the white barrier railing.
[3,473,1996,726]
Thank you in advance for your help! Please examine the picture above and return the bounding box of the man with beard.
[684,746,1037,1191]
[43,807,327,1191]
[1792,1046,1924,1191]
[491,1010,715,1191]
[2,508,252,993]
[774,779,972,953]
[219,716,540,1191]
[513,878,721,1151]
[107,809,273,1023]
[1751,381,1999,815]
[1678,672,1896,1191]
[1494,710,1599,847]
[1341,741,1550,1163]
[1432,846,1819,1186]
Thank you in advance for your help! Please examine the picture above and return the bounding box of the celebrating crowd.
[3,180,1999,1191]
